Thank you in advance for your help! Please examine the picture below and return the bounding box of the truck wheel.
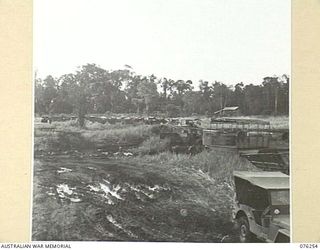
[275,233,290,243]
[238,216,253,243]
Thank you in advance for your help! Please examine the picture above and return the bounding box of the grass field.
[32,115,288,242]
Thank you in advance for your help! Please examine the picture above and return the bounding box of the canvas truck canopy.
[233,171,289,190]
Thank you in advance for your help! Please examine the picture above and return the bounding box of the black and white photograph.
[32,0,290,243]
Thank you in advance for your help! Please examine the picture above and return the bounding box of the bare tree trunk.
[110,93,114,113]
[145,98,150,115]
[274,87,278,116]
[78,94,86,128]
[224,92,228,108]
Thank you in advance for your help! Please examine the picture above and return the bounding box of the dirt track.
[32,154,238,242]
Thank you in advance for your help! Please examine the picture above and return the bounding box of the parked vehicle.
[204,118,273,150]
[40,116,52,124]
[233,171,290,243]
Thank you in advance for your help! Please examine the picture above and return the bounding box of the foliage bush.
[132,136,171,155]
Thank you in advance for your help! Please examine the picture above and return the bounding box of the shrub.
[132,136,171,155]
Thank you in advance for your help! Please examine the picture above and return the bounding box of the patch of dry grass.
[131,136,171,155]
[34,120,158,153]
[130,149,256,183]
[82,124,152,145]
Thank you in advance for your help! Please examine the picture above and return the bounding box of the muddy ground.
[33,151,242,242]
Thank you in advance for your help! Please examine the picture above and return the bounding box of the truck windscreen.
[270,190,290,205]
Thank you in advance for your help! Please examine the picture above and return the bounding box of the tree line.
[35,63,289,121]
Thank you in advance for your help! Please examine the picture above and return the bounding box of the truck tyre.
[275,233,290,243]
[237,216,254,243]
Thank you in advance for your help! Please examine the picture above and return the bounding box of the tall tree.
[137,77,158,115]
[231,82,245,111]
[158,77,169,99]
[262,76,282,115]
[74,64,110,126]
[42,75,58,113]
[211,81,231,111]
[243,84,264,115]
[34,64,289,118]
[199,80,213,114]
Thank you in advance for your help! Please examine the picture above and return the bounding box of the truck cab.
[233,171,290,243]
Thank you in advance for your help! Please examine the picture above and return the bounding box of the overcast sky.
[34,0,290,87]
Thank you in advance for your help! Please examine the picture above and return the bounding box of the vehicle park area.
[33,114,289,242]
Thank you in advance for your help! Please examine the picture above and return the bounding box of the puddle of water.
[130,185,153,199]
[129,184,170,200]
[113,152,133,157]
[57,183,73,197]
[106,215,137,239]
[88,185,100,192]
[70,197,81,202]
[87,181,170,204]
[87,181,124,205]
[45,187,55,196]
[198,169,205,174]
[147,185,160,191]
[100,183,123,200]
[146,184,170,192]
[55,183,81,202]
[106,215,121,229]
[57,167,72,174]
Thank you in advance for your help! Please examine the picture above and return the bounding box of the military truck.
[233,171,290,243]
[240,149,289,174]
[203,118,272,150]
[159,124,203,154]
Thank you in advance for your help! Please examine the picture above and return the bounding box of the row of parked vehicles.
[40,114,290,242]
[205,118,290,242]
[40,114,179,126]
[159,117,290,243]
